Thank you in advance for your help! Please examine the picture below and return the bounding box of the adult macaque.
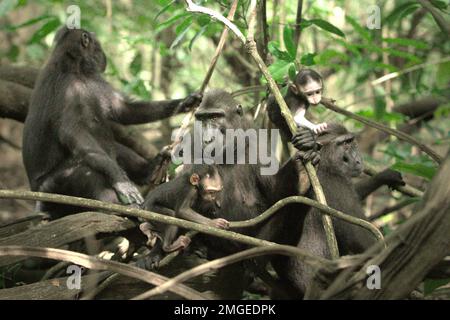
[139,165,228,267]
[22,27,202,218]
[268,68,327,136]
[276,124,406,298]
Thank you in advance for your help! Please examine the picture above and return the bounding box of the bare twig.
[185,0,245,42]
[0,245,208,300]
[260,0,270,64]
[230,196,383,242]
[369,198,417,222]
[293,0,303,51]
[132,245,338,300]
[321,97,442,164]
[417,0,450,34]
[371,57,450,87]
[0,190,329,258]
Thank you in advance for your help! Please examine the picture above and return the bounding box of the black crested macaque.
[268,68,327,137]
[139,164,228,268]
[22,27,202,218]
[276,123,405,298]
[138,90,319,298]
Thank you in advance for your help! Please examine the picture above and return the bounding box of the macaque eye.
[306,93,313,97]
[81,32,90,48]
[315,90,321,94]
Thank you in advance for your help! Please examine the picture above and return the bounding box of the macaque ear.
[189,173,200,186]
[289,84,299,95]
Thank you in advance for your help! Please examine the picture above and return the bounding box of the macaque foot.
[163,235,192,253]
[139,222,160,248]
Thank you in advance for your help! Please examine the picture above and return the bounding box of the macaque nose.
[311,94,321,105]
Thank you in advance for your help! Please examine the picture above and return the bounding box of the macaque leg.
[139,205,177,269]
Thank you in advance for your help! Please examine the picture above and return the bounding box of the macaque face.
[200,172,223,202]
[190,170,223,203]
[299,80,323,105]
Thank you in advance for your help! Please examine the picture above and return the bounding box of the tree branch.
[293,0,303,51]
[133,245,339,300]
[0,245,208,300]
[417,0,450,34]
[0,189,331,264]
[321,97,442,164]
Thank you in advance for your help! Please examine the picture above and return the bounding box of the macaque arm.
[355,169,405,200]
[294,107,316,130]
[115,98,185,125]
[175,188,213,225]
[177,207,213,225]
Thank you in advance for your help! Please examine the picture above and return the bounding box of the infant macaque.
[268,68,327,134]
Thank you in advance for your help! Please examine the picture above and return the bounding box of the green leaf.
[155,0,177,21]
[345,15,371,42]
[383,48,422,63]
[268,60,294,82]
[156,12,190,33]
[170,20,192,50]
[283,26,296,60]
[382,37,429,50]
[299,20,313,29]
[196,15,210,27]
[288,64,297,82]
[4,14,53,30]
[28,18,60,44]
[385,2,420,25]
[300,53,317,66]
[175,16,193,35]
[310,19,345,38]
[129,52,142,76]
[335,39,362,57]
[424,278,450,296]
[189,25,207,50]
[436,61,450,87]
[430,0,448,10]
[0,0,18,18]
[315,49,348,65]
[392,161,437,180]
[268,41,294,62]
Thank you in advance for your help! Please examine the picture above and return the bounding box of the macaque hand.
[209,218,230,229]
[292,127,317,151]
[113,181,144,206]
[377,169,406,189]
[178,91,203,112]
[312,122,328,134]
